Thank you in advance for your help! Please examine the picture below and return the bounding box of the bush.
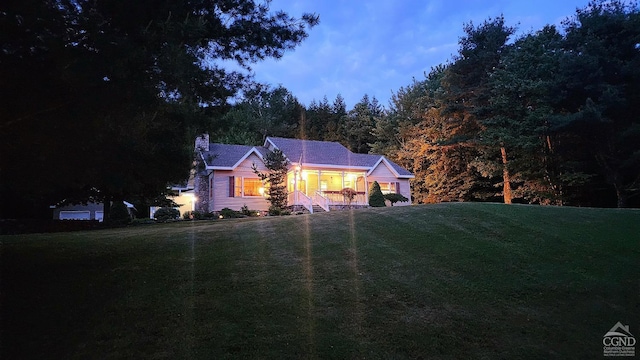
[219,207,241,218]
[183,210,204,220]
[241,205,260,217]
[268,205,290,216]
[384,193,409,206]
[154,207,180,222]
[368,181,386,207]
[110,201,131,224]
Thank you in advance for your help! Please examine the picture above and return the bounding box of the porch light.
[258,187,265,195]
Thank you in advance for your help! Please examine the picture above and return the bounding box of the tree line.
[1,0,637,221]
[211,0,640,208]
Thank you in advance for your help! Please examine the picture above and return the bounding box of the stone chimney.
[195,133,209,152]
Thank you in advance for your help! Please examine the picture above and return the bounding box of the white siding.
[368,161,411,206]
[211,153,270,211]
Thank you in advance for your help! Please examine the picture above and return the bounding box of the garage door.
[59,211,91,220]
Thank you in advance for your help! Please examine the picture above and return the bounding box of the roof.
[198,137,413,178]
[201,144,269,170]
[266,137,413,178]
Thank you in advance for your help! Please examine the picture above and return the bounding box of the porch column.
[293,169,298,204]
[364,173,369,204]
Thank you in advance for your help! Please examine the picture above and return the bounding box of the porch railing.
[318,191,368,206]
[313,191,330,212]
[288,190,313,213]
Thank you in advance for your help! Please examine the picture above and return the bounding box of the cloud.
[248,0,589,109]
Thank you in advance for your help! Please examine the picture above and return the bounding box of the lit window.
[235,177,264,197]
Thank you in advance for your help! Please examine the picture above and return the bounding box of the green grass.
[1,203,638,359]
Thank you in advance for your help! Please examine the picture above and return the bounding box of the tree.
[340,94,383,153]
[252,149,289,214]
[483,26,565,204]
[0,0,318,218]
[213,85,303,144]
[340,187,358,208]
[557,0,640,207]
[442,16,516,204]
[368,181,386,207]
[384,193,409,206]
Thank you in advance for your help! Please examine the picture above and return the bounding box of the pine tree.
[368,181,386,207]
[252,149,290,214]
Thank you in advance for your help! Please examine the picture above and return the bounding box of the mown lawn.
[1,203,638,359]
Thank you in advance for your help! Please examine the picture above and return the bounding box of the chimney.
[195,133,209,152]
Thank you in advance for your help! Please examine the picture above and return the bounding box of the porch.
[286,168,370,213]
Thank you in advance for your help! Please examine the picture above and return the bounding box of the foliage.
[368,181,386,207]
[340,188,358,206]
[340,94,383,153]
[153,207,180,222]
[212,85,303,144]
[219,208,242,218]
[241,205,260,217]
[383,193,409,206]
[183,211,205,220]
[0,0,318,218]
[109,201,131,225]
[252,149,289,211]
[267,205,291,216]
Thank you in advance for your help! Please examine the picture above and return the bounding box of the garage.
[58,211,91,220]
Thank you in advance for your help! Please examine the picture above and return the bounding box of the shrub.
[368,181,386,207]
[219,207,241,218]
[241,205,259,217]
[341,187,358,207]
[267,205,290,216]
[110,201,131,225]
[154,207,180,222]
[183,211,204,220]
[384,193,409,206]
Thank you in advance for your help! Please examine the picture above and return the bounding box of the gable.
[368,159,396,178]
[202,144,268,171]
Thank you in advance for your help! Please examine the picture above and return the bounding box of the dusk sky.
[249,0,591,109]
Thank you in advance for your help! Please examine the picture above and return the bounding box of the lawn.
[1,203,638,359]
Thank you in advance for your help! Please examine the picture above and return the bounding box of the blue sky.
[248,0,591,109]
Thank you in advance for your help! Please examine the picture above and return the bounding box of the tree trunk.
[103,194,111,224]
[615,182,628,208]
[501,147,512,204]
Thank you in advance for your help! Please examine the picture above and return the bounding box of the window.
[233,177,264,197]
[373,182,399,194]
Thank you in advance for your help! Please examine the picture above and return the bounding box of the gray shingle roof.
[199,137,413,178]
[266,137,413,177]
[201,143,268,168]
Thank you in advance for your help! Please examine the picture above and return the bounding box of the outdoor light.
[258,187,265,195]
[219,215,223,219]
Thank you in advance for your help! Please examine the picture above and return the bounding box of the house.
[150,181,198,219]
[193,135,414,213]
[51,201,135,222]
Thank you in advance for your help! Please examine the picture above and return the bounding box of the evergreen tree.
[252,149,290,214]
[557,0,640,207]
[340,94,383,153]
[442,16,516,204]
[0,0,318,218]
[368,181,386,207]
